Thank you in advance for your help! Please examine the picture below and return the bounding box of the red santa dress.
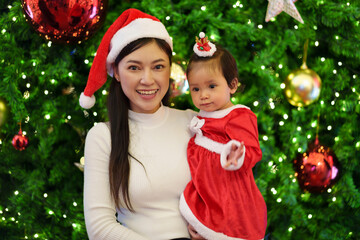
[180,105,267,240]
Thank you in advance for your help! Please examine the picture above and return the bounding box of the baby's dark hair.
[186,44,239,89]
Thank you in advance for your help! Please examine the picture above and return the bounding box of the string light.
[201,6,206,11]
[308,214,312,219]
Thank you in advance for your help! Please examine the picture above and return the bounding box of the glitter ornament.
[22,0,108,44]
[170,63,187,97]
[294,138,340,193]
[284,39,321,107]
[12,129,29,151]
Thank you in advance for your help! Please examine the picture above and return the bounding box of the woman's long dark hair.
[107,38,172,211]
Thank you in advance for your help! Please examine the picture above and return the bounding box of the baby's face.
[188,62,236,112]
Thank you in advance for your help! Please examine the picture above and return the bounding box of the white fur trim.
[198,105,250,118]
[106,18,173,77]
[220,140,245,171]
[79,92,96,109]
[194,134,224,154]
[193,41,217,57]
[180,194,261,240]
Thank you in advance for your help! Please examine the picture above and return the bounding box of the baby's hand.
[224,142,244,168]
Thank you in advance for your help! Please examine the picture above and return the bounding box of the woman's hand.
[188,224,206,240]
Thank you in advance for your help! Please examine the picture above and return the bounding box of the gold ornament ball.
[284,68,321,107]
[0,97,9,127]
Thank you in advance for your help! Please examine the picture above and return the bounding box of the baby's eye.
[192,87,199,92]
[209,84,216,89]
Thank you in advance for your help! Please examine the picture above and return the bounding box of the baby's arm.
[221,108,262,171]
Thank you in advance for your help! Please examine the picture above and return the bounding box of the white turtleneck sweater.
[84,106,196,240]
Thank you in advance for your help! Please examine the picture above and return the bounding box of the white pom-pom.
[79,92,96,109]
[199,32,205,38]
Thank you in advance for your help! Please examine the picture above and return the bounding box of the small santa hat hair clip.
[193,32,216,57]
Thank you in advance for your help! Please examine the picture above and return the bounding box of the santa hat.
[193,32,216,57]
[79,8,173,109]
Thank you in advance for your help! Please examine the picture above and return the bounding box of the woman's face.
[114,41,170,113]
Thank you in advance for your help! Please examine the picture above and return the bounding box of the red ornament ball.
[21,0,108,44]
[293,139,340,193]
[12,130,29,151]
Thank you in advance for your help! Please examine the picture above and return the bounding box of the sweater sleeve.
[224,109,262,171]
[83,123,149,240]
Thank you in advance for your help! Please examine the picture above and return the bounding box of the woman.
[80,9,197,240]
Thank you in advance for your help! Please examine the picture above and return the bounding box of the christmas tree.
[0,0,359,239]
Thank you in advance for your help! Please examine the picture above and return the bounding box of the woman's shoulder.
[86,122,111,142]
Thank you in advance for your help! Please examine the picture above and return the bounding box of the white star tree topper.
[265,0,304,23]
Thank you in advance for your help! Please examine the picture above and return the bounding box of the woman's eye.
[154,64,164,70]
[128,66,138,70]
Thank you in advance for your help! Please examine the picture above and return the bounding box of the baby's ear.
[230,78,239,94]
